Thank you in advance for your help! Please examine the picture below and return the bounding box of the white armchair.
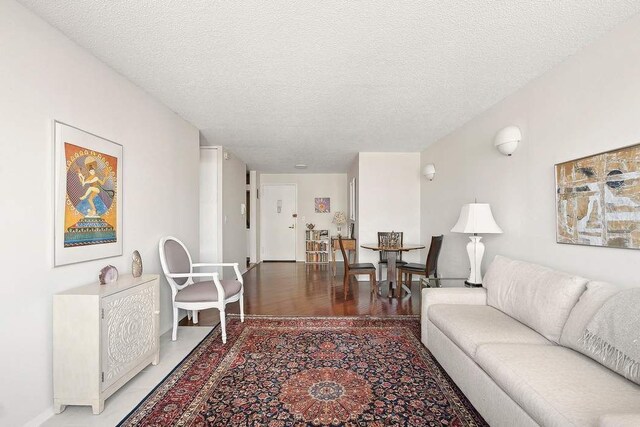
[159,236,244,343]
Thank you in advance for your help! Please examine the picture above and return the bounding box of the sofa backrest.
[483,255,588,343]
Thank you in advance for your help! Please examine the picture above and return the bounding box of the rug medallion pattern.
[119,316,487,426]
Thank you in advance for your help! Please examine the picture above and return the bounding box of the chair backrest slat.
[338,236,350,268]
[377,231,404,262]
[425,235,444,277]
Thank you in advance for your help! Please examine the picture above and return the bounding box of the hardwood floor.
[180,262,422,326]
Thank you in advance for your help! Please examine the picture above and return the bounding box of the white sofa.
[421,255,640,427]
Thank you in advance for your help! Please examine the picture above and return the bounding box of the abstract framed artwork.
[54,121,123,266]
[555,143,640,249]
[314,197,330,213]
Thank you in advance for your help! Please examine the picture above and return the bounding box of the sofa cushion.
[483,255,588,343]
[475,343,640,427]
[560,281,626,350]
[428,304,552,359]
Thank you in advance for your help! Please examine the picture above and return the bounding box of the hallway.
[181,262,421,326]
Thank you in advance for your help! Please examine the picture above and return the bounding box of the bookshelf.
[305,229,330,263]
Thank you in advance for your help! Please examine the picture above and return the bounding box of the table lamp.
[451,203,502,286]
[332,211,347,236]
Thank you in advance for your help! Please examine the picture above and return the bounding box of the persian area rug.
[119,316,487,426]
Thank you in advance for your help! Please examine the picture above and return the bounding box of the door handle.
[288,225,295,229]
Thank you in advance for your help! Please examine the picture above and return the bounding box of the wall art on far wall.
[555,143,640,249]
[315,197,330,213]
[54,121,123,266]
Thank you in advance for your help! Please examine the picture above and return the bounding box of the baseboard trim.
[24,406,55,427]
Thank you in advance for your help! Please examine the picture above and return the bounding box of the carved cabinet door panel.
[100,282,157,391]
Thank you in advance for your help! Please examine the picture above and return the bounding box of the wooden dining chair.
[397,235,444,293]
[377,231,407,281]
[339,236,377,296]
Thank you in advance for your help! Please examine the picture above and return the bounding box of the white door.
[261,184,297,261]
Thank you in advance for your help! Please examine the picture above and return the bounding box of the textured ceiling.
[18,1,640,172]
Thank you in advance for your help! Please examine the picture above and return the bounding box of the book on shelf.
[305,240,328,252]
[305,229,329,241]
[305,252,328,263]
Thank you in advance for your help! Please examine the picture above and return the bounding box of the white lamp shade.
[332,211,347,225]
[422,164,436,180]
[451,203,503,234]
[494,126,521,156]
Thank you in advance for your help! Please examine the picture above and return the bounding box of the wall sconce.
[422,164,436,181]
[494,126,521,156]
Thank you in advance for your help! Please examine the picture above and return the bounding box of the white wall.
[357,153,422,275]
[221,149,247,270]
[260,173,348,261]
[0,1,200,425]
[420,14,640,287]
[248,170,259,263]
[200,147,223,264]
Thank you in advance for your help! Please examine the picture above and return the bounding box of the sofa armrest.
[599,414,640,427]
[421,287,487,346]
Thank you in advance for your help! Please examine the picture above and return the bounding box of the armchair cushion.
[175,280,242,303]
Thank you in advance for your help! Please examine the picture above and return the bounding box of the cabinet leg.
[91,399,104,415]
[152,350,160,365]
[53,400,66,414]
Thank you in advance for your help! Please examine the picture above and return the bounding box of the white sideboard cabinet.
[53,274,160,414]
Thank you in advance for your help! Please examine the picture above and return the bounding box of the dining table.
[361,243,425,298]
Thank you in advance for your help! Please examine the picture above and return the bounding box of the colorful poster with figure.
[64,143,118,247]
[54,122,123,266]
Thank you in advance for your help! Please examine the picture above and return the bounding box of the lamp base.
[465,235,485,285]
[464,281,483,288]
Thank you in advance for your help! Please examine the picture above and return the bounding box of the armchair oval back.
[159,236,193,292]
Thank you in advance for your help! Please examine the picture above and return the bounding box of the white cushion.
[560,281,628,350]
[175,280,242,302]
[428,304,552,359]
[598,413,640,427]
[476,343,640,427]
[483,255,588,343]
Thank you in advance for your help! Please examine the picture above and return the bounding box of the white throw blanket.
[581,287,640,385]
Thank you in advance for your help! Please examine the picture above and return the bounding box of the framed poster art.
[314,197,330,213]
[54,121,123,266]
[555,143,640,249]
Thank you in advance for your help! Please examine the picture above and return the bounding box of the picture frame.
[349,178,356,221]
[314,197,330,213]
[555,142,640,250]
[54,121,123,266]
